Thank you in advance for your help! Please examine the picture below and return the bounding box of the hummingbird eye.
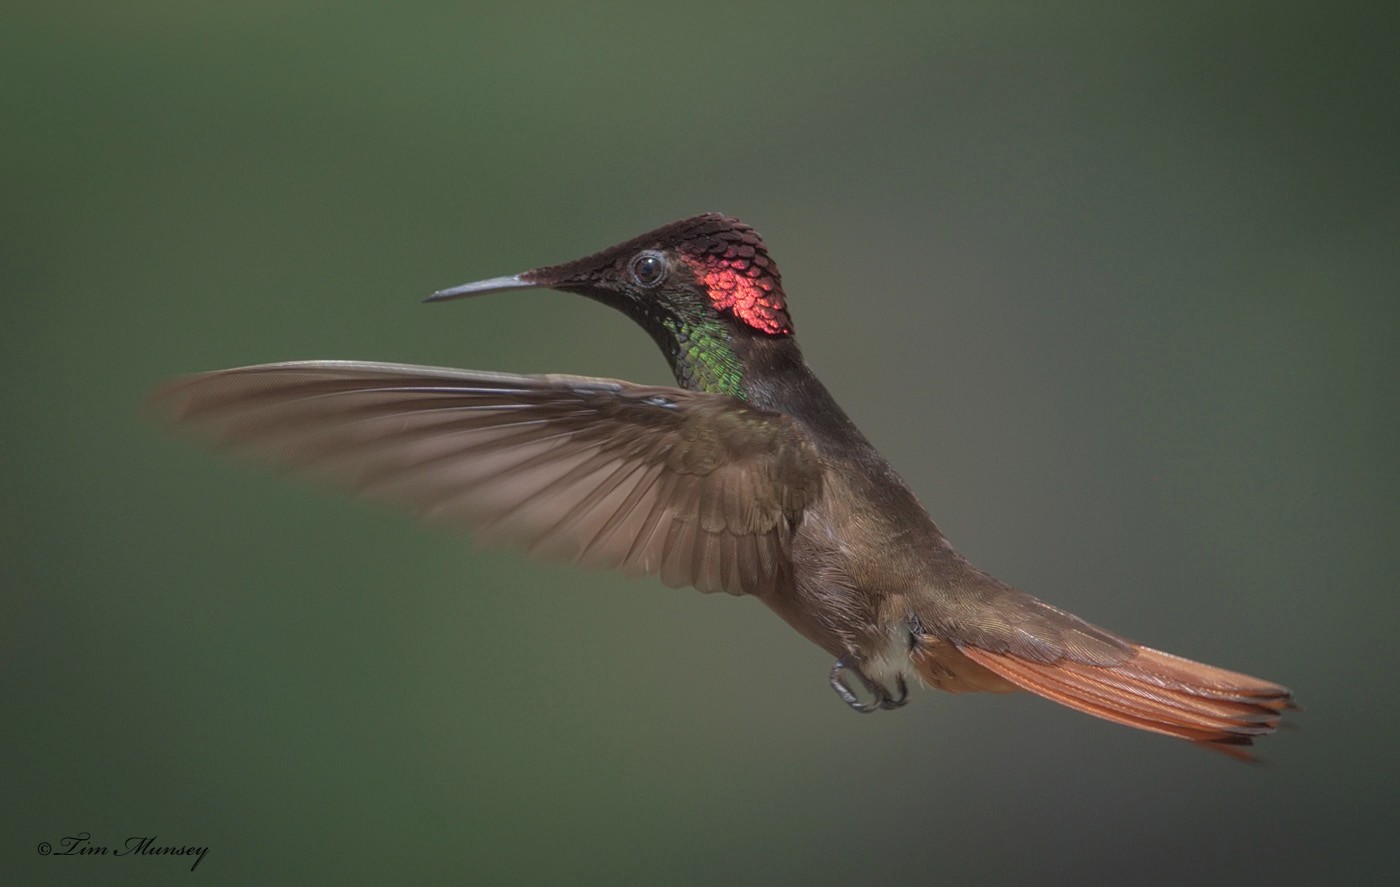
[629,251,667,288]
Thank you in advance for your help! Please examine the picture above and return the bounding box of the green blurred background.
[4,3,1396,885]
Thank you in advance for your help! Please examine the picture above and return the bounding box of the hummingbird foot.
[830,655,907,713]
[880,675,910,710]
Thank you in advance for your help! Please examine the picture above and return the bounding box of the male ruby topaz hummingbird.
[150,213,1295,759]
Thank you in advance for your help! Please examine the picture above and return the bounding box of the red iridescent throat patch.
[680,240,792,336]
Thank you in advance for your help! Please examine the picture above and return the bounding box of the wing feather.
[149,360,821,596]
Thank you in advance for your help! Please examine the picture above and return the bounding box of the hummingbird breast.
[727,335,962,675]
[784,459,950,665]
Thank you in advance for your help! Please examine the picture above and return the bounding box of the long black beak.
[424,274,543,303]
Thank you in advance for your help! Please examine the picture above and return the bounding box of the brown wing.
[147,360,821,596]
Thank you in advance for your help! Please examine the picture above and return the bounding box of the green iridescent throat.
[661,315,745,398]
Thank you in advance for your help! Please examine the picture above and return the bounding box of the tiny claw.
[879,676,909,710]
[830,655,906,714]
[830,657,881,713]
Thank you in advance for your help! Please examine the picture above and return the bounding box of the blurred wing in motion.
[148,360,822,596]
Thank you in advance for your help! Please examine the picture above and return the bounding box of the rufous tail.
[938,643,1296,761]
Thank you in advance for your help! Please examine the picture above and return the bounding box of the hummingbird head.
[428,213,793,337]
[428,214,800,398]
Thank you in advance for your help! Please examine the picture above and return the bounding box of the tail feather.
[952,644,1295,761]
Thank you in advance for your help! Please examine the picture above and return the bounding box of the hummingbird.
[149,213,1296,759]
